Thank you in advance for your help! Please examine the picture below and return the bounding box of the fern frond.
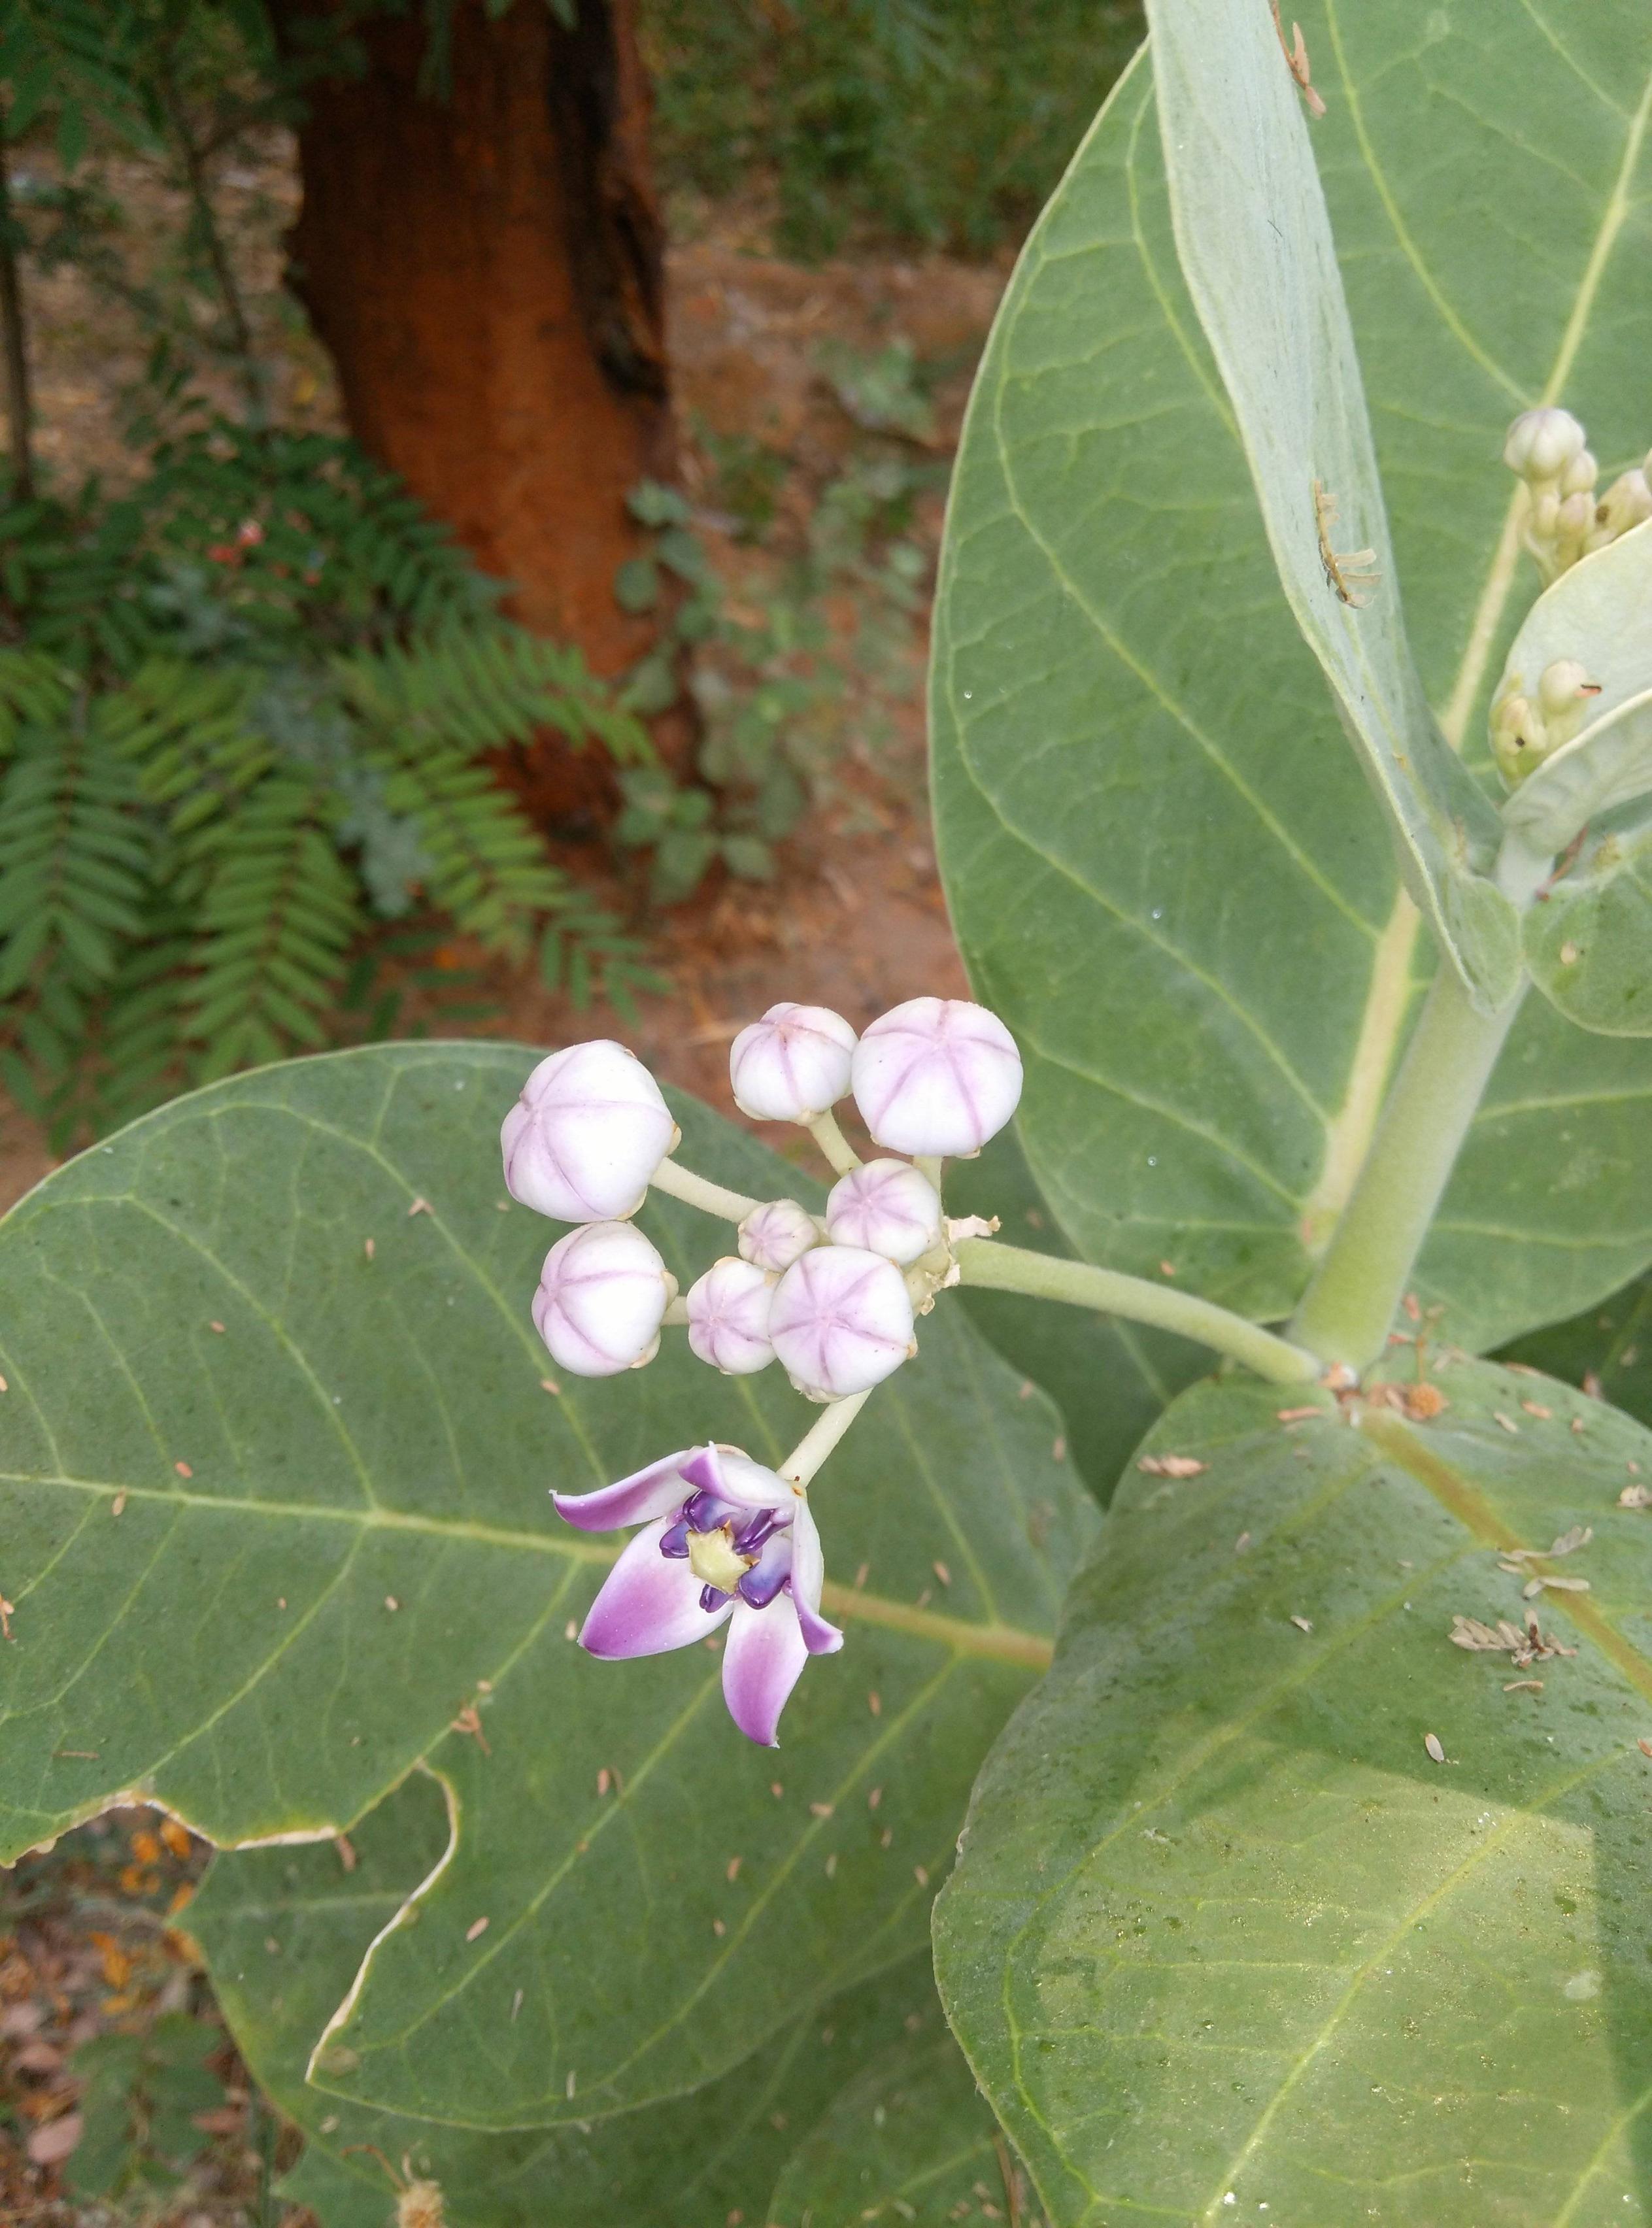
[97,658,269,834]
[363,737,565,954]
[0,705,150,1007]
[336,623,652,765]
[184,778,362,1079]
[0,649,76,756]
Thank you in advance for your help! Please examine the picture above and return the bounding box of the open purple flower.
[552,1444,843,1746]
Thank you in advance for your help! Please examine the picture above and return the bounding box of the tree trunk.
[274,0,677,813]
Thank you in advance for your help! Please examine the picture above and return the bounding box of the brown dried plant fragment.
[1313,481,1380,605]
[1138,1454,1207,1478]
[1270,0,1327,114]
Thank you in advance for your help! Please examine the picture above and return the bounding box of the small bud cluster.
[503,1042,680,1375]
[501,995,1024,1402]
[1490,657,1602,788]
[1504,408,1652,584]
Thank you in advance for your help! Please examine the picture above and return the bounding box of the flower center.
[685,1523,754,1596]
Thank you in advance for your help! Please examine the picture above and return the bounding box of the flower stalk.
[952,1238,1320,1385]
[805,1107,862,1175]
[782,1392,872,1487]
[649,1156,765,1224]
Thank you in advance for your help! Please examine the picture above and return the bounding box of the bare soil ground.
[1,137,1010,2223]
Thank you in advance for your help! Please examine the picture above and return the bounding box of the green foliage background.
[643,0,1142,256]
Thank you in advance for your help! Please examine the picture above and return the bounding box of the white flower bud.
[824,1157,943,1266]
[1560,448,1598,499]
[533,1221,673,1377]
[851,996,1022,1157]
[1536,658,1600,722]
[729,1002,857,1122]
[685,1256,777,1376]
[769,1244,915,1399]
[1589,468,1652,547]
[737,1196,819,1272]
[1504,407,1587,482]
[502,1041,675,1223]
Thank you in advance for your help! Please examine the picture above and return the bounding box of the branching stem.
[952,1238,1320,1385]
[1289,964,1526,1372]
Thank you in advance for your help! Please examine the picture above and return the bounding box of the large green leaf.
[186,1769,961,2228]
[0,1043,1094,2127]
[934,1360,1652,2225]
[930,9,1652,1351]
[1144,0,1515,1008]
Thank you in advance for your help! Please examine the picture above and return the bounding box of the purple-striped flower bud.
[501,1041,675,1223]
[729,1002,857,1122]
[769,1244,915,1400]
[851,996,1022,1158]
[1504,407,1587,482]
[533,1221,673,1377]
[825,1157,942,1266]
[737,1196,819,1273]
[686,1256,777,1376]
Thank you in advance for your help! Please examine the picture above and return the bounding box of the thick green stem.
[953,1238,1320,1385]
[1290,964,1526,1372]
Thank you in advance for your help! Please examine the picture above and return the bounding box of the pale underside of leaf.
[1144,0,1517,1010]
[930,9,1652,1353]
[934,1360,1652,2226]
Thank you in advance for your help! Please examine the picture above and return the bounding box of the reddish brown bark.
[275,0,675,803]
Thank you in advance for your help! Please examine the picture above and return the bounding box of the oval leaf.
[936,1362,1652,2225]
[0,1044,1093,2124]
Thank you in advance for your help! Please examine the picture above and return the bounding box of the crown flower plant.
[8,9,1652,2222]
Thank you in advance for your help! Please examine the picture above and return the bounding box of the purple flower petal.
[737,1528,794,1608]
[722,1596,809,1746]
[580,1519,735,1657]
[787,1504,843,1653]
[552,1452,691,1532]
[680,1443,790,1511]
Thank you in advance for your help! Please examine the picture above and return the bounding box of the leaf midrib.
[0,1471,1053,1671]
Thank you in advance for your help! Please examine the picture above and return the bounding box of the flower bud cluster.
[502,994,1023,1398]
[1489,657,1603,788]
[1505,408,1652,583]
